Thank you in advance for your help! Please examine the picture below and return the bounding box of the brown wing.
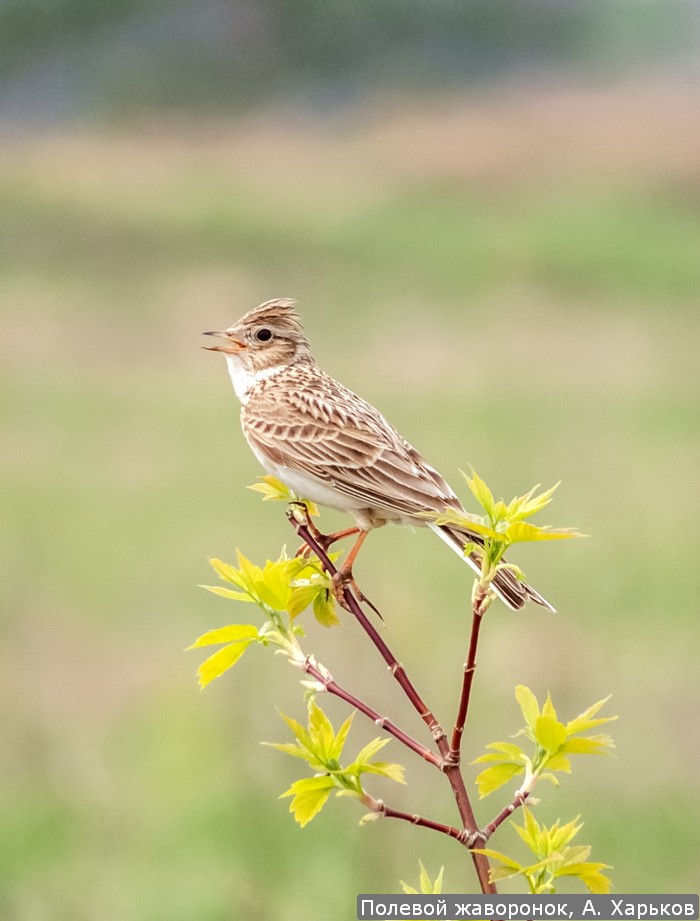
[242,365,462,518]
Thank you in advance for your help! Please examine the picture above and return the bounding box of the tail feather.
[429,523,556,613]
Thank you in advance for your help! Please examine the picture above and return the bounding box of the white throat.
[224,354,285,404]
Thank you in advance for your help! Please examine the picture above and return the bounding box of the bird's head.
[203,298,312,372]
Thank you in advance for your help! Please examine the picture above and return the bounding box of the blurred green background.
[2,2,699,918]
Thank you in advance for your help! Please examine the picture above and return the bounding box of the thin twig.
[361,794,475,846]
[300,656,442,768]
[450,589,488,759]
[482,789,531,841]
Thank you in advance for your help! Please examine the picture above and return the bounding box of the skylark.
[204,298,554,612]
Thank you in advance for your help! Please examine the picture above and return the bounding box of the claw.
[331,570,384,622]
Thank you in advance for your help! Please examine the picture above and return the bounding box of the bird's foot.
[331,568,383,621]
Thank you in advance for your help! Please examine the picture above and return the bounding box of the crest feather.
[240,298,302,331]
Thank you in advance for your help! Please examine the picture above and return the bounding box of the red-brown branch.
[450,589,488,758]
[482,789,531,841]
[300,656,442,768]
[361,794,474,846]
[288,508,497,895]
[288,510,447,747]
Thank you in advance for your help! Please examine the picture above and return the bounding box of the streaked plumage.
[204,298,554,612]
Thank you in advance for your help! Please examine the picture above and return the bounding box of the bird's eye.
[255,328,273,342]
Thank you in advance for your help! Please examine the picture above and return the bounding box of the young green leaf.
[491,809,614,894]
[357,760,406,784]
[505,522,582,543]
[267,701,405,827]
[194,637,258,688]
[312,590,340,627]
[187,623,260,650]
[535,715,567,753]
[345,736,406,784]
[474,761,526,798]
[279,775,335,827]
[201,549,339,629]
[555,862,613,894]
[507,483,560,521]
[474,686,616,797]
[462,468,496,520]
[248,474,319,516]
[401,862,446,895]
[515,684,541,735]
[472,848,525,876]
[565,696,614,736]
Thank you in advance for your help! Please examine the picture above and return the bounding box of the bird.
[203,298,554,613]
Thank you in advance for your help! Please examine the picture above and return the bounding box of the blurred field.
[2,80,700,920]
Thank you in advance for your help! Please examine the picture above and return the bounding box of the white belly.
[248,444,362,512]
[249,446,407,530]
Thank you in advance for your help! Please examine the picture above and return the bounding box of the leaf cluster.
[476,808,613,894]
[430,470,583,600]
[267,700,405,827]
[190,548,339,687]
[401,861,445,896]
[473,685,616,798]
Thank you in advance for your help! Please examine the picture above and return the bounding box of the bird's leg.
[331,529,368,597]
[330,530,382,618]
[296,523,361,558]
[290,506,380,617]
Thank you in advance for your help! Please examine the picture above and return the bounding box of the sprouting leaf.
[287,585,319,619]
[541,692,558,722]
[543,753,571,774]
[462,468,496,520]
[535,715,567,753]
[248,474,294,502]
[472,848,524,875]
[505,522,583,543]
[308,700,349,763]
[279,775,335,827]
[474,762,525,798]
[401,862,446,895]
[346,737,406,784]
[195,638,258,688]
[561,736,614,756]
[248,475,319,516]
[430,509,504,541]
[199,584,254,602]
[556,862,613,894]
[313,590,340,627]
[187,623,260,650]
[565,696,616,736]
[507,482,560,521]
[267,701,405,827]
[359,761,406,784]
[482,740,527,759]
[353,736,390,765]
[481,809,612,894]
[269,702,352,773]
[515,684,541,734]
[201,549,339,627]
[475,686,615,801]
[515,805,545,852]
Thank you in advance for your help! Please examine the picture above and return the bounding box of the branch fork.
[287,506,497,895]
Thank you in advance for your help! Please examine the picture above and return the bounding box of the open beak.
[202,330,246,354]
